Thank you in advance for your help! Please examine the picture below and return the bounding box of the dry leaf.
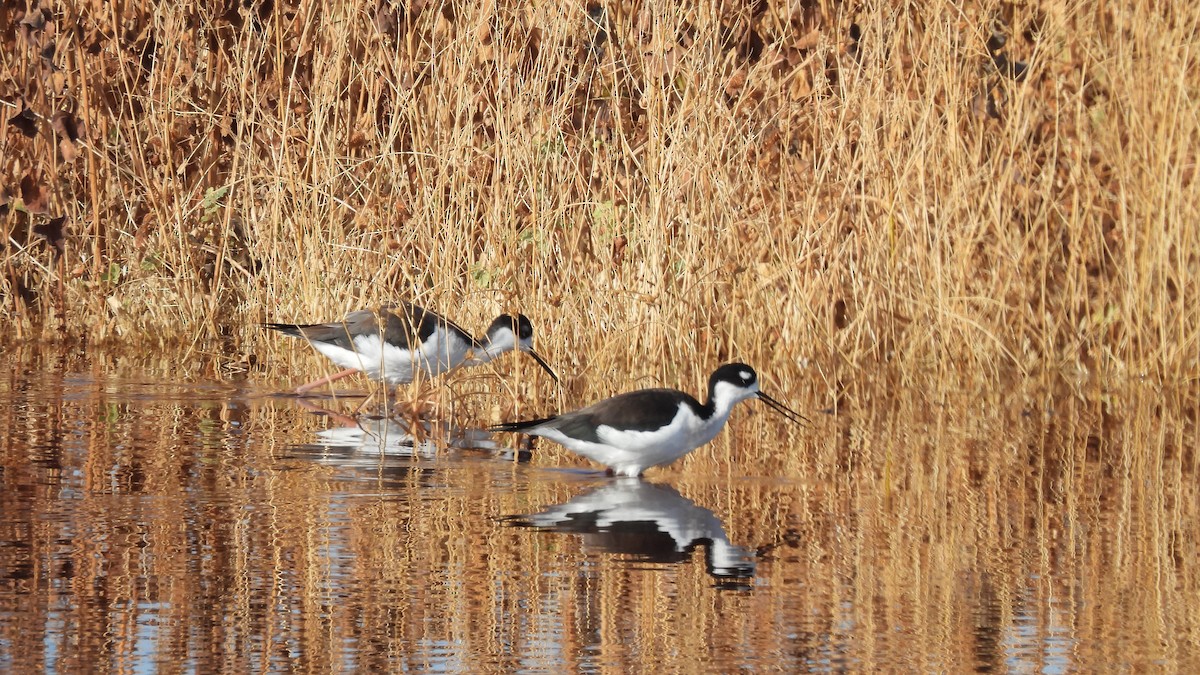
[611,234,627,268]
[33,216,66,255]
[521,28,542,71]
[789,68,813,98]
[795,28,820,51]
[59,137,79,162]
[20,173,48,214]
[47,70,67,93]
[8,108,38,138]
[51,110,80,140]
[19,9,47,31]
[373,0,399,39]
[646,47,679,79]
[725,68,748,98]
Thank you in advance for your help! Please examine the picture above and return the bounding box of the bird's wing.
[381,302,485,351]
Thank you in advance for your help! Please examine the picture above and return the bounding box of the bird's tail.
[489,417,554,433]
[262,322,306,338]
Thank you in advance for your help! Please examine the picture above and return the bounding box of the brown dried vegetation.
[1,1,1197,392]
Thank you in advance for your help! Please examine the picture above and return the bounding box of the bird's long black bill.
[524,349,560,383]
[757,391,810,426]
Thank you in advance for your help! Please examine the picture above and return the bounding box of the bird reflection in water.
[284,397,511,466]
[504,479,756,584]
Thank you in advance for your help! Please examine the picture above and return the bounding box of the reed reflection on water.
[1,349,1197,672]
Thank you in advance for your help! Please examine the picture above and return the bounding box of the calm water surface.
[1,349,1197,672]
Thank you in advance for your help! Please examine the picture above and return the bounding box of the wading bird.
[490,363,805,477]
[266,302,558,394]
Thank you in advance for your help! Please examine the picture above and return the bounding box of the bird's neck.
[470,335,512,364]
[701,384,743,424]
[692,397,719,422]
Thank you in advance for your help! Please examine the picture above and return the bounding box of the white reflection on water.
[504,478,756,582]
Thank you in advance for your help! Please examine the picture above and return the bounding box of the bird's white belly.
[309,333,472,384]
[537,408,731,476]
[596,425,694,463]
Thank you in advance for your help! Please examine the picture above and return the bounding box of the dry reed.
[1,0,1197,404]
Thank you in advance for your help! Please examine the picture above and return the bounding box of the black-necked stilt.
[490,363,806,477]
[265,302,558,394]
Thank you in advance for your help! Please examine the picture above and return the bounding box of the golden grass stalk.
[0,1,1196,400]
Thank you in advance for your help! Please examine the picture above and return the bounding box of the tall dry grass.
[2,0,1197,397]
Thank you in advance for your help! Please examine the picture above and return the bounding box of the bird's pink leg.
[293,368,358,395]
